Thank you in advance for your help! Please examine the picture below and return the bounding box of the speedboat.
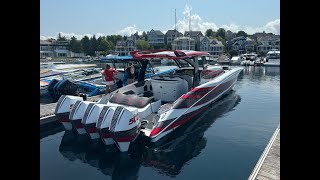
[54,50,243,152]
[264,50,280,66]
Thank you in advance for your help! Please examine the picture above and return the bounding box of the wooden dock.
[248,124,280,180]
[40,95,102,125]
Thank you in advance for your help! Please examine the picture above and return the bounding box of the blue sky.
[40,0,280,39]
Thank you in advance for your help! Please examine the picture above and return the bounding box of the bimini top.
[130,50,209,60]
[100,54,134,61]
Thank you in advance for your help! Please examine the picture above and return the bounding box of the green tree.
[229,50,238,57]
[123,35,127,41]
[142,31,148,41]
[80,36,91,55]
[136,40,150,50]
[236,31,248,37]
[216,28,226,39]
[57,33,67,41]
[107,35,123,46]
[205,29,215,37]
[46,38,55,42]
[69,36,82,53]
[90,35,98,56]
[97,37,113,52]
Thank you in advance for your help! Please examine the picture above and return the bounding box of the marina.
[40,65,280,180]
[40,1,279,178]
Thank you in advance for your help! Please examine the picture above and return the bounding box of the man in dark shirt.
[126,63,135,84]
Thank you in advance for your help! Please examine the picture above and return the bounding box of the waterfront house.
[256,36,280,53]
[115,39,137,56]
[184,31,204,50]
[230,36,254,54]
[165,30,183,45]
[172,37,195,50]
[40,40,71,58]
[199,36,224,56]
[147,29,165,46]
[40,40,54,58]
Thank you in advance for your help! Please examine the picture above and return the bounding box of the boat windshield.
[267,53,280,59]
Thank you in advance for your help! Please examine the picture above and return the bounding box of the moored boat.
[55,50,243,152]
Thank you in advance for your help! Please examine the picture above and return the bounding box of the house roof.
[40,40,51,45]
[165,30,183,36]
[209,39,223,46]
[148,29,164,36]
[184,31,204,37]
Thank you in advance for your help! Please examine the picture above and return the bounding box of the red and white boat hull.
[149,67,242,142]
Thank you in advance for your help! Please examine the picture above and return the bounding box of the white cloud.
[40,32,107,40]
[175,5,219,34]
[40,5,280,40]
[263,19,280,35]
[173,5,279,35]
[118,25,141,36]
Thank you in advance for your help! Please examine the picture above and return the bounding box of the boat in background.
[55,50,243,152]
[264,50,280,66]
[240,53,257,66]
[230,56,242,65]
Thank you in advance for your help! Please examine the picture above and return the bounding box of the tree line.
[47,29,274,56]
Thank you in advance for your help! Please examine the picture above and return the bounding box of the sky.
[40,0,280,40]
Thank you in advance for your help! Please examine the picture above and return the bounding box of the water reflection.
[240,66,280,77]
[58,90,241,179]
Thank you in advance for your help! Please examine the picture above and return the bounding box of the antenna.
[189,8,191,50]
[175,8,177,32]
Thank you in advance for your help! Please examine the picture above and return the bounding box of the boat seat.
[150,77,188,103]
[109,93,153,109]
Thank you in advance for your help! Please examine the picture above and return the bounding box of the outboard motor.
[54,95,83,130]
[109,106,141,152]
[55,79,78,97]
[69,100,95,134]
[47,79,59,98]
[82,104,108,140]
[96,106,116,145]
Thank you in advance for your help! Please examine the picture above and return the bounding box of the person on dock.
[126,63,135,84]
[101,64,117,95]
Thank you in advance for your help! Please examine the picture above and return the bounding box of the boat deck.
[248,124,280,180]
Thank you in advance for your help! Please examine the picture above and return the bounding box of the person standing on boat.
[126,63,135,84]
[101,64,117,95]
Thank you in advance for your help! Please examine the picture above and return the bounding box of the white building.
[40,40,54,58]
[40,40,71,58]
[172,37,195,50]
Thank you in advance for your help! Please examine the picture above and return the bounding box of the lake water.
[40,66,280,180]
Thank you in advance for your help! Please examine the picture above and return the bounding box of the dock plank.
[248,124,280,180]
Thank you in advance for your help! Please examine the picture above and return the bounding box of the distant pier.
[40,95,102,125]
[248,124,280,180]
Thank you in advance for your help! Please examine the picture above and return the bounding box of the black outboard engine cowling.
[54,79,79,100]
[47,79,59,97]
